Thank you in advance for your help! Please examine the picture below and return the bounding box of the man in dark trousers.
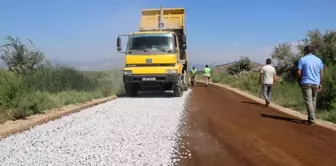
[297,45,324,125]
[259,58,277,106]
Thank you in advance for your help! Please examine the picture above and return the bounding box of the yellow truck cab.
[116,7,189,97]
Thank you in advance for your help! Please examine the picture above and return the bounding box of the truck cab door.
[173,34,180,60]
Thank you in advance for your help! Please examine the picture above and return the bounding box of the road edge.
[0,95,118,139]
[198,81,336,131]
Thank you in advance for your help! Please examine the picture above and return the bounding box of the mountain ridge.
[1,58,264,72]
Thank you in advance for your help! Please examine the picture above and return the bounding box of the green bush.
[0,69,123,124]
[0,36,124,123]
[319,111,336,123]
[228,56,252,75]
[22,65,100,93]
[0,71,25,107]
[318,65,336,110]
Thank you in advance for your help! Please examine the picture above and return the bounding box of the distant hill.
[188,63,204,71]
[188,62,217,71]
[1,58,264,72]
[190,61,263,73]
[213,62,264,73]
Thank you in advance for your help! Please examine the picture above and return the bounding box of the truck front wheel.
[173,85,183,97]
[125,83,138,97]
[182,72,189,91]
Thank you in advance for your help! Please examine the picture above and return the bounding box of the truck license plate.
[142,77,156,81]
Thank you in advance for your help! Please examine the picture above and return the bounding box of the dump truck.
[116,6,189,97]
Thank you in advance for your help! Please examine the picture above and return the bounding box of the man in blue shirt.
[297,45,323,125]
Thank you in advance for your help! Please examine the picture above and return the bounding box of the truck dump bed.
[139,8,185,32]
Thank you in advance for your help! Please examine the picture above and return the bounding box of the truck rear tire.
[173,86,183,97]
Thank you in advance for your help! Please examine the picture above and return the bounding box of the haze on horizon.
[0,0,335,69]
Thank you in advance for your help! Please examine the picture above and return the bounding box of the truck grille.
[126,64,175,67]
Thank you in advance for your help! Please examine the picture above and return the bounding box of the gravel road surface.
[179,83,336,166]
[1,83,335,166]
[0,90,191,166]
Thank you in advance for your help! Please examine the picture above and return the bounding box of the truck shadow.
[116,91,175,98]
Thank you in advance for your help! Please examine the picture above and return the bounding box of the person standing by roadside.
[190,67,197,86]
[259,58,277,107]
[297,45,323,125]
[204,65,211,86]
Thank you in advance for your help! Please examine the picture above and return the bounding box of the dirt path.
[179,83,336,166]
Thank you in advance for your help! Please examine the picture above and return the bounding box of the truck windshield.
[127,33,174,54]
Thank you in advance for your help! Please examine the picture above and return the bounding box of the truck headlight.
[166,69,177,74]
[123,70,132,75]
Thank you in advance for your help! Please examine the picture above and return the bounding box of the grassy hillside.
[0,67,123,124]
[0,37,123,124]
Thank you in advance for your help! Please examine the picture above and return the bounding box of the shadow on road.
[241,101,265,107]
[116,91,175,98]
[260,113,306,125]
[190,84,205,88]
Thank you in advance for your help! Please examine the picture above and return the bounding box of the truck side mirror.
[181,35,186,44]
[182,44,187,50]
[117,37,122,52]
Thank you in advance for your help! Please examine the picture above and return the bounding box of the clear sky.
[1,0,335,66]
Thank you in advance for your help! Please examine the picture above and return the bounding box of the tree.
[271,42,301,77]
[271,29,336,81]
[297,29,336,66]
[228,56,252,75]
[0,36,46,75]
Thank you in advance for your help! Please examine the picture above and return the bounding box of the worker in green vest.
[190,67,197,86]
[204,64,211,86]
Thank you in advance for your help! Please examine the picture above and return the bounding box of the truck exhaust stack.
[158,6,164,31]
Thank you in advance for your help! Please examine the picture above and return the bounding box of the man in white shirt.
[259,58,277,106]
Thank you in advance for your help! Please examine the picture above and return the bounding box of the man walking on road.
[204,65,211,86]
[297,45,323,125]
[259,58,277,107]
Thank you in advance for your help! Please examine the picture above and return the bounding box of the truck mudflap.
[123,74,179,83]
